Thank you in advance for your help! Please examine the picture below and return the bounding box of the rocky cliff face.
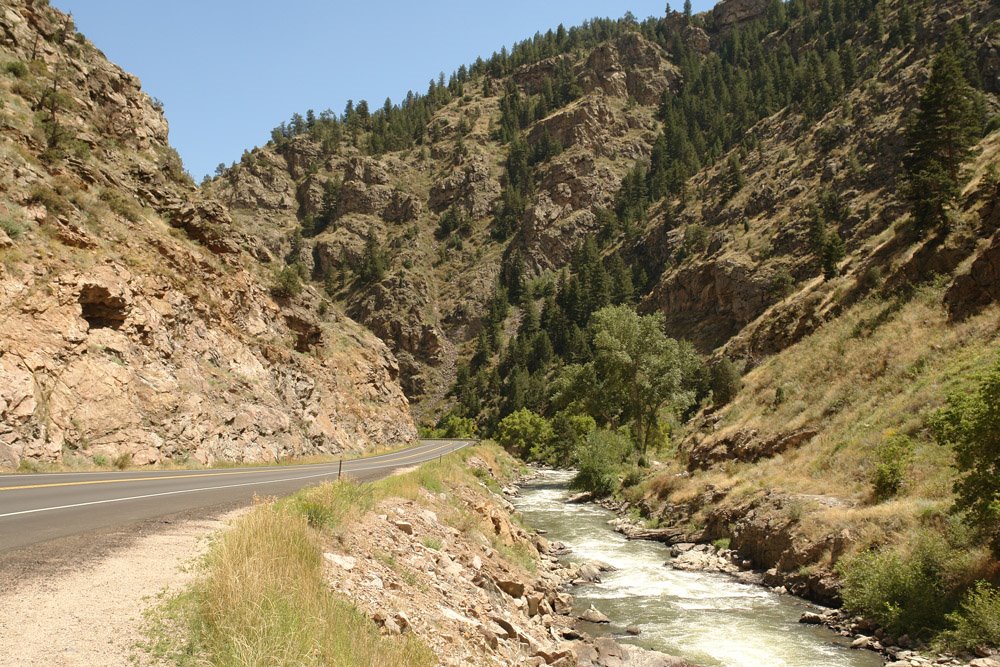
[209,30,678,413]
[0,0,415,468]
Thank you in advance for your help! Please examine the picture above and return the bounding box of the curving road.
[0,439,470,553]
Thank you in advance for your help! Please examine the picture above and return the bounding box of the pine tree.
[357,231,388,284]
[821,229,845,279]
[726,153,745,196]
[897,4,915,45]
[906,48,982,232]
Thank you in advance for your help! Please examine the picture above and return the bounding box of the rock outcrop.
[946,232,1000,320]
[0,0,415,468]
[712,0,772,31]
[338,156,422,223]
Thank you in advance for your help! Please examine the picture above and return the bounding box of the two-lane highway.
[0,439,470,552]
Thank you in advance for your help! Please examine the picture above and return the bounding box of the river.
[512,470,884,667]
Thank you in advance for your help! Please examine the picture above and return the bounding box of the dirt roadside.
[0,508,245,667]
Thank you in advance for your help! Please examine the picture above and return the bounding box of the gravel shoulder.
[0,508,245,667]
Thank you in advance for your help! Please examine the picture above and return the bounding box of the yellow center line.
[0,442,459,492]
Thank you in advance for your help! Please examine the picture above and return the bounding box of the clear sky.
[53,1,717,181]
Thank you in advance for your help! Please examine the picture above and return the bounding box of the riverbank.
[588,481,999,667]
[513,468,887,667]
[146,443,694,666]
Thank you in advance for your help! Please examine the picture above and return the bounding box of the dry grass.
[718,285,999,502]
[150,503,435,667]
[646,285,1000,551]
[150,443,521,667]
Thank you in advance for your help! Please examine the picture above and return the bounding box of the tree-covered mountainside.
[211,0,997,424]
[210,0,1000,647]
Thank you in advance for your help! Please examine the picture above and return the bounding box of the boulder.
[527,592,545,617]
[497,580,526,599]
[578,605,611,624]
[392,520,414,535]
[323,553,356,571]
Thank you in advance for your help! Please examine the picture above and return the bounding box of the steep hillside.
[211,0,1000,641]
[0,0,415,469]
[212,0,999,427]
[207,25,682,416]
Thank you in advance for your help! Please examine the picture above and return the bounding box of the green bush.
[710,357,742,407]
[99,189,141,222]
[932,355,1000,556]
[271,266,303,299]
[3,61,28,78]
[713,537,732,550]
[572,429,631,497]
[432,414,477,439]
[496,409,552,460]
[28,183,71,217]
[0,218,25,240]
[870,433,914,503]
[940,582,1000,651]
[838,529,985,637]
[840,545,946,635]
[621,465,643,489]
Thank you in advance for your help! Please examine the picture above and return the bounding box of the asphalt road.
[0,439,470,553]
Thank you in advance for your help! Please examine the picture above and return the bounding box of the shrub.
[271,266,303,299]
[437,414,477,439]
[931,355,1000,556]
[99,189,141,222]
[496,409,552,461]
[28,183,71,217]
[421,536,443,551]
[683,224,708,253]
[838,529,987,637]
[0,218,25,240]
[3,61,27,78]
[434,206,470,240]
[572,429,631,497]
[113,452,131,470]
[940,582,1000,651]
[839,544,947,636]
[769,269,795,298]
[870,433,915,503]
[710,357,742,407]
[621,466,643,489]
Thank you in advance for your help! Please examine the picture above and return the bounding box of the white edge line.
[0,443,470,519]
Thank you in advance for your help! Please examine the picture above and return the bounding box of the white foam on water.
[512,470,884,667]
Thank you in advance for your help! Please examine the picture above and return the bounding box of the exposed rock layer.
[0,0,415,467]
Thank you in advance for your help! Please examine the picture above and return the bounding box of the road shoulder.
[0,508,245,667]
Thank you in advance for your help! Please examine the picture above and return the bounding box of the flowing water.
[512,470,884,667]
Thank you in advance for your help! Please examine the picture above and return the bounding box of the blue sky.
[54,1,717,180]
